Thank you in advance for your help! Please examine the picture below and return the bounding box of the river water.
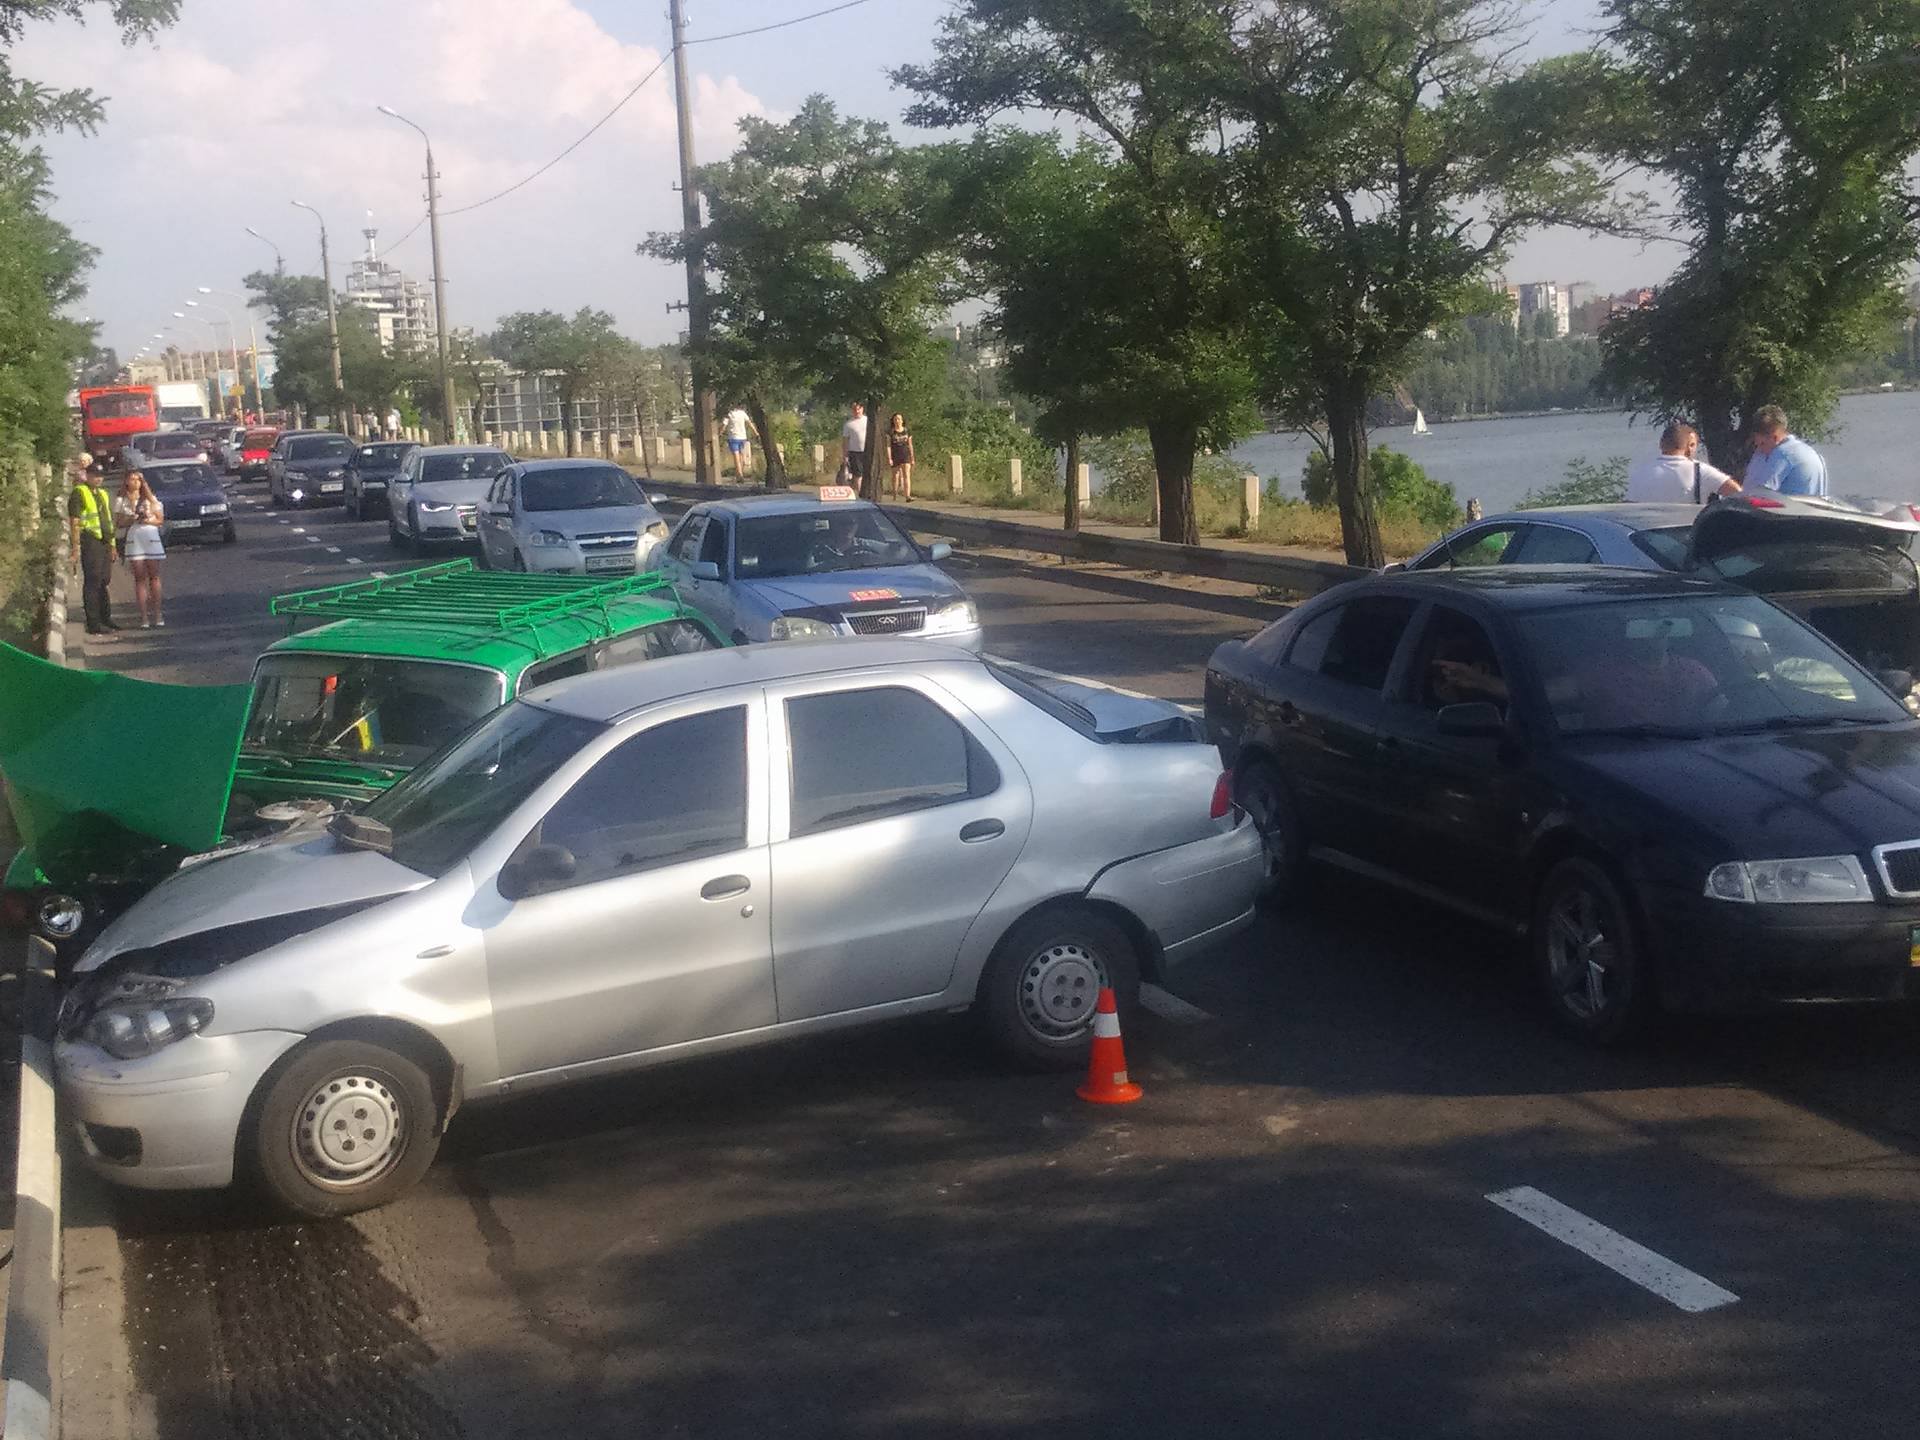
[1226,390,1920,514]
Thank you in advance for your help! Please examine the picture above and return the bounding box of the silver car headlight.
[417,500,454,514]
[646,520,669,540]
[528,529,571,548]
[1704,856,1873,904]
[922,598,978,636]
[82,997,215,1060]
[770,615,838,641]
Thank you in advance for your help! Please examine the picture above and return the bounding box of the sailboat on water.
[1412,407,1431,436]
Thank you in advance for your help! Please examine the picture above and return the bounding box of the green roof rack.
[269,560,682,654]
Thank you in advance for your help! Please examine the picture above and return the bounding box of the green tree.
[1517,454,1630,509]
[1226,0,1629,566]
[491,308,624,457]
[1592,0,1920,468]
[1302,446,1462,530]
[901,3,1255,544]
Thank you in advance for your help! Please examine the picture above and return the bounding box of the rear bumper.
[1085,814,1265,967]
[1644,888,1920,1008]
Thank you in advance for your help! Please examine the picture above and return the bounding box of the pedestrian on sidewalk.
[724,405,754,480]
[1627,421,1739,504]
[114,470,167,628]
[887,412,915,501]
[841,403,869,491]
[67,456,120,637]
[1747,405,1828,496]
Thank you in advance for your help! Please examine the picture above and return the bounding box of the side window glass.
[519,650,594,692]
[1413,606,1509,716]
[1285,605,1343,672]
[671,514,707,564]
[1449,525,1525,568]
[699,516,729,570]
[595,620,720,669]
[1512,526,1598,566]
[1318,597,1418,692]
[787,687,999,836]
[537,707,747,886]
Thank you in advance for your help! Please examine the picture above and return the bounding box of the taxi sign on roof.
[818,485,856,502]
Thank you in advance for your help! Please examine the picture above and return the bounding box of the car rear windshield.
[1518,593,1909,737]
[356,444,413,465]
[142,434,205,455]
[359,701,602,877]
[243,430,278,448]
[243,655,507,769]
[735,507,919,578]
[1701,540,1916,595]
[83,393,153,419]
[289,436,353,461]
[420,451,509,484]
[523,466,641,512]
[144,465,218,490]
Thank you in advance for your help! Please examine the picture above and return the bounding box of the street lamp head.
[184,299,199,307]
[170,311,185,318]
[376,104,399,118]
[196,286,212,294]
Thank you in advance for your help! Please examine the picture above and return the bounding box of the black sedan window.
[1511,526,1598,565]
[1292,597,1417,692]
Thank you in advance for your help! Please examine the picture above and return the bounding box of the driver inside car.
[1576,621,1722,728]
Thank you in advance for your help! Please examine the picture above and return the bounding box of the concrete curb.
[43,570,66,669]
[2,940,61,1440]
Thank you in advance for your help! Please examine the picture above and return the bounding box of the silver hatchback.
[57,643,1262,1216]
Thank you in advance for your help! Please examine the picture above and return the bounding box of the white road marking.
[305,535,320,543]
[346,558,365,566]
[291,526,306,533]
[324,545,341,553]
[370,570,389,578]
[1486,1186,1739,1314]
[1139,984,1214,1025]
[276,518,289,525]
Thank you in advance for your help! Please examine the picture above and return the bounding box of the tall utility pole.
[379,106,458,443]
[292,200,348,432]
[669,0,714,485]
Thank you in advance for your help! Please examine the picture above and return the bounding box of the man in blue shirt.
[1748,405,1828,496]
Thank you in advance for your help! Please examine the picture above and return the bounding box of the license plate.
[169,518,200,528]
[585,556,633,572]
[320,482,343,493]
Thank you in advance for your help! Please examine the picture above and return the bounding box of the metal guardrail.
[637,478,1363,596]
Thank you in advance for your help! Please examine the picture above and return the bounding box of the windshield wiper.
[1717,714,1889,734]
[1572,723,1711,740]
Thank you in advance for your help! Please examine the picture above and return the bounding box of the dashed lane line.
[325,546,341,553]
[1486,1186,1739,1314]
[346,558,365,566]
[1139,984,1214,1025]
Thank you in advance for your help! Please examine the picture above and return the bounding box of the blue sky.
[18,0,1666,360]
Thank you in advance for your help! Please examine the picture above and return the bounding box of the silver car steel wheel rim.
[292,1073,405,1190]
[1545,888,1616,1022]
[1018,941,1108,1041]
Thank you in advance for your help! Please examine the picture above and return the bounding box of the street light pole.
[669,0,715,485]
[378,105,458,444]
[185,300,243,417]
[201,287,265,421]
[244,226,285,277]
[291,200,348,433]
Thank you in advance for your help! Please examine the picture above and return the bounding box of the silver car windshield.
[522,467,641,512]
[1518,594,1910,738]
[358,701,602,877]
[420,452,508,483]
[735,509,919,579]
[244,657,506,766]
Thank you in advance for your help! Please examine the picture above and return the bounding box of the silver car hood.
[75,830,429,973]
[529,503,657,536]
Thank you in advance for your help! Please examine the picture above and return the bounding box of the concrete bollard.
[812,443,826,477]
[655,435,670,468]
[1241,473,1261,530]
[482,430,494,446]
[949,454,964,497]
[776,442,787,471]
[538,430,551,455]
[680,437,694,470]
[1076,462,1092,505]
[1008,457,1022,497]
[572,430,585,458]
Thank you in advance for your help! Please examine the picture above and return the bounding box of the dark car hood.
[1566,724,1920,857]
[284,455,353,475]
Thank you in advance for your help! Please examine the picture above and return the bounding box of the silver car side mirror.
[690,560,721,581]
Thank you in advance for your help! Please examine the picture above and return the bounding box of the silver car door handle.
[959,819,1005,843]
[700,874,752,901]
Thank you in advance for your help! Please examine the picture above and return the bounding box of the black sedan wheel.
[1532,858,1653,1045]
[1235,759,1304,908]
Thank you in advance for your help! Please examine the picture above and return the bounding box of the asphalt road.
[69,487,1920,1440]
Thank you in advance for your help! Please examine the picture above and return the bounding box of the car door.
[479,473,512,564]
[481,699,775,1079]
[693,513,737,637]
[1271,594,1420,862]
[765,675,1031,1020]
[1507,523,1600,566]
[661,510,726,631]
[1371,602,1536,919]
[267,438,288,497]
[389,453,416,529]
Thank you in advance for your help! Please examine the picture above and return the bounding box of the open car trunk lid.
[0,644,250,887]
[1688,493,1920,568]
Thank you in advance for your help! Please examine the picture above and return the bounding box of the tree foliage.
[1302,445,1462,531]
[490,308,624,454]
[1592,0,1920,468]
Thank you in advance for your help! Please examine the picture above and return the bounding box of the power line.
[684,0,876,46]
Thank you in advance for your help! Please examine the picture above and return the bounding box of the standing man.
[68,456,119,637]
[1747,405,1828,496]
[1627,421,1740,503]
[841,402,869,492]
[724,404,753,480]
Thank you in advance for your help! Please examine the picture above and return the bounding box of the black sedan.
[267,431,356,508]
[1206,566,1920,1041]
[344,440,418,520]
[141,460,235,543]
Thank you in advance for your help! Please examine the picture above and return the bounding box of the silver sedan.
[57,642,1263,1216]
[476,460,671,575]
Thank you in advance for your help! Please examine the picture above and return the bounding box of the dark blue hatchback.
[141,460,234,544]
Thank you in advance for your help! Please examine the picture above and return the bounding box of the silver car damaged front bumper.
[1084,811,1264,966]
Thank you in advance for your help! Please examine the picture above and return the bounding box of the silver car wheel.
[1544,888,1615,1023]
[1017,941,1108,1041]
[291,1073,405,1190]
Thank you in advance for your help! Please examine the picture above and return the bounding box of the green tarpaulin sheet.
[0,642,250,885]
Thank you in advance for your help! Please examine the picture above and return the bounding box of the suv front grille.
[847,606,926,635]
[1875,842,1920,898]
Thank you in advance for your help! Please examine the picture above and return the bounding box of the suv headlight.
[529,529,570,548]
[1705,856,1872,904]
[646,520,670,540]
[417,500,454,514]
[770,615,838,641]
[325,467,345,479]
[82,997,215,1060]
[923,598,978,635]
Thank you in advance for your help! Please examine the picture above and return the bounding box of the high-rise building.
[1516,281,1570,338]
[343,219,436,355]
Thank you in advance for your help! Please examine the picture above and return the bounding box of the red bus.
[77,386,159,462]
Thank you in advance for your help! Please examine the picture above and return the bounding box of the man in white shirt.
[1626,422,1739,504]
[724,405,752,479]
[841,403,870,490]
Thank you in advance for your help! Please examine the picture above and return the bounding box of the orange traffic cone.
[1076,987,1143,1105]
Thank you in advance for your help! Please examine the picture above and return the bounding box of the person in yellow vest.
[68,456,120,637]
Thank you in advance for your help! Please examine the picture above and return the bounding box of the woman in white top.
[114,470,167,628]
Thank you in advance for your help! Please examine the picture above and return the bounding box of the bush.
[1083,431,1246,520]
[1517,454,1629,509]
[0,444,63,651]
[1302,445,1462,530]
